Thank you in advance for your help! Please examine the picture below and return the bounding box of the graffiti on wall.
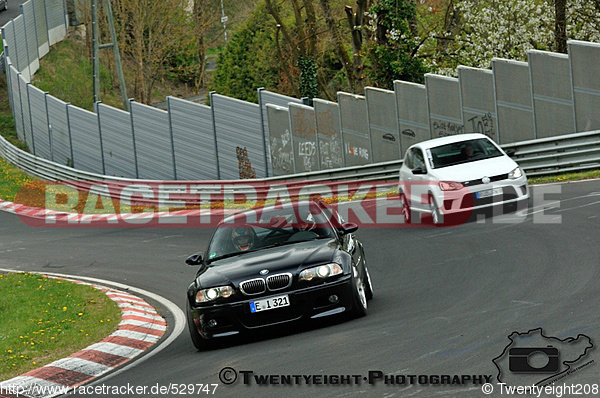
[236,147,256,179]
[297,141,317,172]
[317,109,337,138]
[345,143,369,160]
[270,129,293,173]
[467,112,495,138]
[319,140,343,169]
[316,109,343,168]
[432,120,464,137]
[291,110,318,172]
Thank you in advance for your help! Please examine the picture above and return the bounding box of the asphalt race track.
[1,180,599,397]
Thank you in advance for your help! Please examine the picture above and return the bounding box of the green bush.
[211,3,280,103]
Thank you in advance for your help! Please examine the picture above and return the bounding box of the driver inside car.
[461,144,475,159]
[231,226,255,252]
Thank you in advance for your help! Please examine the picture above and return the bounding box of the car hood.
[197,239,339,288]
[431,155,518,182]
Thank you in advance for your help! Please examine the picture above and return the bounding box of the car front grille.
[267,273,292,291]
[239,278,266,295]
[239,273,292,296]
[462,173,508,187]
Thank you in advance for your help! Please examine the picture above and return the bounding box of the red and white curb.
[0,275,168,398]
[0,198,232,223]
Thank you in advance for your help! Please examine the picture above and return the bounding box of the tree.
[555,0,567,53]
[566,0,600,43]
[193,0,220,89]
[211,4,280,102]
[422,0,600,76]
[363,0,428,88]
[110,0,198,104]
[318,0,371,92]
[455,0,554,68]
[264,0,322,98]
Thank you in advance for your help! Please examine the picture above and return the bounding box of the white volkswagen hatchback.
[399,133,529,224]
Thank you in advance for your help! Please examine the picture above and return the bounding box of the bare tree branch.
[318,0,356,90]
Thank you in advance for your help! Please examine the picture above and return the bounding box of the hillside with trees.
[64,0,600,106]
[211,0,600,102]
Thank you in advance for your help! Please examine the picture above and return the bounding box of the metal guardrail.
[0,131,402,205]
[504,130,600,176]
[0,132,401,184]
[2,128,600,204]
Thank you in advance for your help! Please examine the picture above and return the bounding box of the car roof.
[411,133,492,150]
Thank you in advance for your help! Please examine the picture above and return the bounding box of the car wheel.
[363,264,374,301]
[350,265,367,318]
[401,193,411,224]
[186,301,212,351]
[428,194,442,226]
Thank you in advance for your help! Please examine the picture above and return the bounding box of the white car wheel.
[429,196,442,225]
[401,193,411,224]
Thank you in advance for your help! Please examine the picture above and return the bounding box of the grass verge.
[0,272,121,381]
[527,169,600,185]
[0,157,36,202]
[33,36,122,111]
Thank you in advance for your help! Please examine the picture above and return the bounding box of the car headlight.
[299,263,343,281]
[195,286,234,303]
[439,181,464,191]
[509,167,523,179]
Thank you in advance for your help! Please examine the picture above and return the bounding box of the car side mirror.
[412,167,427,175]
[505,149,516,157]
[339,222,358,235]
[186,253,203,266]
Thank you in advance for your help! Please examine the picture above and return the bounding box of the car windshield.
[427,138,503,169]
[206,203,337,264]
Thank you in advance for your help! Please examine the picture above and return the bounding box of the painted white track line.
[0,270,185,398]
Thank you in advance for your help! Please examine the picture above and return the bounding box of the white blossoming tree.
[422,0,600,76]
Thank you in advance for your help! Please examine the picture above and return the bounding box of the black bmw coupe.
[185,200,373,350]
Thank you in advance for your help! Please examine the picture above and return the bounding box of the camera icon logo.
[508,346,560,373]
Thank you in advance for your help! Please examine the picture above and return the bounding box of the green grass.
[0,272,121,381]
[0,75,37,202]
[0,157,36,202]
[30,34,195,111]
[33,38,121,111]
[527,169,600,185]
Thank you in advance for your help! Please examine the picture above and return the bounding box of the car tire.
[358,244,373,300]
[400,193,411,224]
[363,264,374,301]
[428,194,443,226]
[186,301,212,351]
[350,265,367,318]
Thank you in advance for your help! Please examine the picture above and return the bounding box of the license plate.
[476,187,503,199]
[250,295,290,313]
